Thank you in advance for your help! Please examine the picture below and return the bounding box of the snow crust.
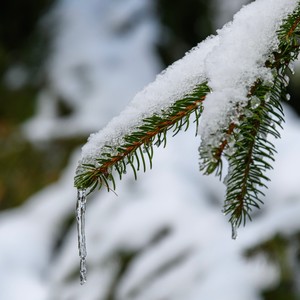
[80,35,219,164]
[79,0,299,166]
[200,0,298,141]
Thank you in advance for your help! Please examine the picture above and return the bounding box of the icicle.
[250,96,261,109]
[76,189,87,285]
[231,222,238,240]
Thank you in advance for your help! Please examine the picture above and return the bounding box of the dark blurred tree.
[155,0,214,65]
[0,0,82,210]
[0,0,54,121]
[0,0,51,52]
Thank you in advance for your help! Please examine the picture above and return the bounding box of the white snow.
[78,0,299,167]
[200,0,298,142]
[79,35,219,165]
[76,189,87,284]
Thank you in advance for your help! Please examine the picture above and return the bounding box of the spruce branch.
[74,83,210,193]
[223,79,285,229]
[75,2,300,235]
[200,6,300,230]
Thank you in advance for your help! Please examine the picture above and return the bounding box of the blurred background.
[1,0,300,299]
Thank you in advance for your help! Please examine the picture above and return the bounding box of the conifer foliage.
[74,1,300,234]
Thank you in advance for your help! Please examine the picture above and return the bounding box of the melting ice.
[76,189,87,285]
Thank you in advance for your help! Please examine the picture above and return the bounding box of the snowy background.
[1,0,300,299]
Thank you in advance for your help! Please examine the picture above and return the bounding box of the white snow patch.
[79,35,219,164]
[200,0,298,142]
[78,0,299,166]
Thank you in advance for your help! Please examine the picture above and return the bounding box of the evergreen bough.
[74,3,300,236]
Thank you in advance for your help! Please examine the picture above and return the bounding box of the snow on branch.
[75,0,300,230]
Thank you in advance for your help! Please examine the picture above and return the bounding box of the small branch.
[100,97,204,171]
[214,123,236,160]
[287,15,300,37]
[79,94,207,188]
[232,118,260,221]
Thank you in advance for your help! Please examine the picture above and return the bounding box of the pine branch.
[200,5,300,232]
[75,2,300,235]
[74,83,210,193]
[224,79,285,228]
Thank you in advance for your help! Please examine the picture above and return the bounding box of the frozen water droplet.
[226,134,235,148]
[76,189,87,285]
[244,109,253,118]
[250,96,261,109]
[286,93,291,101]
[264,93,271,103]
[231,222,238,240]
[225,146,236,156]
[264,79,274,88]
[233,127,240,134]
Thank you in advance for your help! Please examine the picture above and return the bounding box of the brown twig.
[90,96,206,179]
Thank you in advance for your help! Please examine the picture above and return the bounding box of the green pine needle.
[75,4,300,234]
[74,83,210,193]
